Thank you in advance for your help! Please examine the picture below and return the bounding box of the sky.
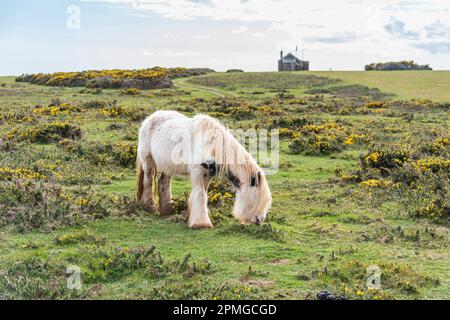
[1,0,450,75]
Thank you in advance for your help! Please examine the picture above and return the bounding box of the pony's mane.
[194,115,259,183]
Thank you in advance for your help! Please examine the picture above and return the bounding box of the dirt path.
[174,78,238,98]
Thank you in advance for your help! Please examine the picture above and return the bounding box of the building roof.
[279,52,308,63]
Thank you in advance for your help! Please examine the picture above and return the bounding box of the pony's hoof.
[159,207,173,216]
[189,222,213,229]
[140,203,157,212]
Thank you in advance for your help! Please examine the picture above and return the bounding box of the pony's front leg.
[188,168,213,229]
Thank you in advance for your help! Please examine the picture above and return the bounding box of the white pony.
[136,110,272,228]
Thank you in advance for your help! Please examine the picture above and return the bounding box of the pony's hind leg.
[137,156,157,212]
[188,167,213,228]
[158,173,173,216]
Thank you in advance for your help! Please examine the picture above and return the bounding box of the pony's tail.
[136,157,145,202]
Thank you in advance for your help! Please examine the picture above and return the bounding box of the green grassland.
[186,70,450,101]
[309,71,450,102]
[0,71,448,300]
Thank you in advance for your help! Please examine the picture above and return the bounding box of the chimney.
[280,50,283,59]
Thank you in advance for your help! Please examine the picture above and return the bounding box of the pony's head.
[231,171,272,225]
[195,115,272,225]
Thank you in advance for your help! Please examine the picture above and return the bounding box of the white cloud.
[232,26,248,34]
[251,32,265,38]
[142,50,200,56]
[82,0,450,40]
[195,34,210,39]
[81,0,450,69]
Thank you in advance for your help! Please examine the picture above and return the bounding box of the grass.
[309,71,450,102]
[185,71,450,101]
[0,71,449,300]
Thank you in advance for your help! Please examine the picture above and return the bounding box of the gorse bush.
[0,167,47,181]
[0,180,110,232]
[53,230,106,245]
[339,141,449,221]
[100,106,130,118]
[121,88,140,95]
[111,142,137,167]
[6,122,82,143]
[79,245,215,283]
[397,171,449,220]
[207,178,235,206]
[0,255,78,299]
[361,147,410,173]
[16,67,214,89]
[420,131,449,156]
[289,121,367,155]
[32,102,82,116]
[312,259,439,299]
[0,112,35,124]
[58,140,137,168]
[81,99,117,110]
[171,178,235,217]
[0,245,216,299]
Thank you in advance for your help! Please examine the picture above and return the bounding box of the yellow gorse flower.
[0,167,46,181]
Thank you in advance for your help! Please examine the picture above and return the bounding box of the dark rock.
[316,290,346,300]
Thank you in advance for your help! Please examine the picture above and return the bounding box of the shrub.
[0,112,35,124]
[396,171,449,221]
[81,246,215,283]
[361,147,410,173]
[289,121,366,155]
[266,116,310,130]
[221,223,285,242]
[59,140,137,168]
[0,255,80,299]
[127,108,148,122]
[15,67,213,89]
[121,88,140,95]
[32,102,82,116]
[312,260,439,299]
[359,179,393,189]
[421,134,449,156]
[100,106,129,118]
[279,128,299,139]
[365,61,432,71]
[290,134,343,154]
[412,158,450,174]
[171,179,235,216]
[366,101,385,109]
[0,167,46,181]
[207,178,235,206]
[226,69,244,73]
[6,122,82,143]
[54,230,106,245]
[305,85,392,100]
[81,99,117,110]
[111,142,137,167]
[0,180,110,232]
[0,245,216,299]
